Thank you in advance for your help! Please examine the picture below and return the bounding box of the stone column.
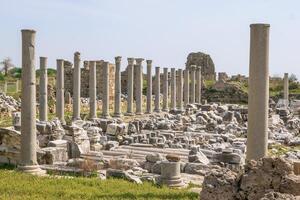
[89,61,97,119]
[195,66,202,104]
[246,23,270,160]
[170,68,176,111]
[190,65,196,104]
[114,56,122,117]
[177,69,183,111]
[19,29,44,174]
[102,62,110,118]
[56,59,65,124]
[4,81,7,94]
[162,68,169,112]
[283,73,289,101]
[184,68,189,107]
[154,67,161,112]
[146,60,152,113]
[73,52,81,120]
[135,58,144,115]
[39,57,48,122]
[126,58,135,116]
[15,80,19,92]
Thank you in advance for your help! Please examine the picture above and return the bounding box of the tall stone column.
[154,67,161,112]
[195,66,202,104]
[190,65,196,104]
[126,58,135,116]
[19,29,44,174]
[3,81,7,94]
[247,23,270,160]
[56,59,65,124]
[73,52,81,120]
[135,58,144,115]
[39,57,48,122]
[102,62,110,118]
[170,68,176,111]
[177,69,183,111]
[89,61,97,119]
[162,68,169,112]
[146,60,152,113]
[283,73,289,101]
[184,68,189,107]
[16,80,19,92]
[114,56,122,117]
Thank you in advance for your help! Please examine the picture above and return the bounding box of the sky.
[0,0,300,78]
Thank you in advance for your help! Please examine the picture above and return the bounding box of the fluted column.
[170,68,176,111]
[247,23,270,160]
[195,66,202,104]
[56,59,65,124]
[73,52,81,120]
[162,68,169,112]
[39,57,48,122]
[89,61,97,119]
[114,56,122,117]
[135,58,144,115]
[190,65,196,104]
[146,60,152,113]
[283,73,289,101]
[102,62,110,118]
[177,69,183,111]
[154,67,161,112]
[184,68,189,107]
[19,29,44,174]
[126,58,135,116]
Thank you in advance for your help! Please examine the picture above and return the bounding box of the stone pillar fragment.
[126,58,135,116]
[170,68,176,111]
[56,59,65,124]
[73,52,81,120]
[146,60,152,113]
[190,65,196,104]
[135,58,144,115]
[102,62,110,118]
[246,23,270,160]
[19,29,44,174]
[195,66,202,104]
[39,57,48,122]
[184,69,189,107]
[162,68,169,112]
[283,73,289,101]
[89,61,97,119]
[154,67,161,112]
[114,56,122,117]
[177,69,183,111]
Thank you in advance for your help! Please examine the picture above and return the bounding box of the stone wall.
[64,60,115,100]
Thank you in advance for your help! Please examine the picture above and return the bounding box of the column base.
[101,114,110,119]
[125,112,135,116]
[113,113,123,118]
[18,165,46,176]
[154,109,161,113]
[145,111,152,114]
[162,108,169,112]
[135,112,143,115]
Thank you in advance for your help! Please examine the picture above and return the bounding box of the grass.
[268,143,300,157]
[0,168,199,200]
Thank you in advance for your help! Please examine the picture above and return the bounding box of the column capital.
[189,65,196,70]
[21,29,36,33]
[284,73,289,77]
[146,60,152,65]
[115,56,122,63]
[74,52,81,61]
[135,58,144,65]
[250,23,270,28]
[127,57,135,65]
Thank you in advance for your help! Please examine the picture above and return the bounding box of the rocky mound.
[0,92,20,116]
[200,157,300,200]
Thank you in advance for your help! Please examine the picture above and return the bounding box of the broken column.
[177,69,183,111]
[190,65,195,104]
[56,59,65,124]
[19,29,44,174]
[170,68,176,111]
[135,58,144,115]
[89,61,97,119]
[114,56,122,117]
[126,58,135,116]
[196,66,202,104]
[102,62,110,118]
[184,68,189,107]
[159,155,184,188]
[154,67,161,112]
[146,60,152,114]
[283,73,289,102]
[73,52,81,120]
[39,57,48,122]
[247,23,270,160]
[162,68,169,112]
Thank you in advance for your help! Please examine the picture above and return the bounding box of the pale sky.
[0,0,300,78]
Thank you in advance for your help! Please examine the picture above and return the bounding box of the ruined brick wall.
[64,60,115,100]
